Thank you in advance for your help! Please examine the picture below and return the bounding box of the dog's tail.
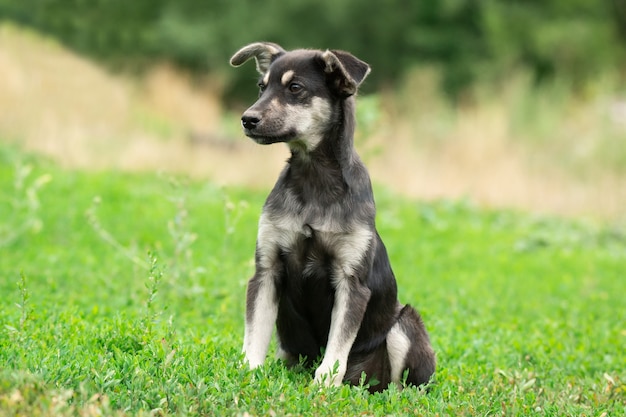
[394,304,436,387]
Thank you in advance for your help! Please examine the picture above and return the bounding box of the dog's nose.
[241,115,261,130]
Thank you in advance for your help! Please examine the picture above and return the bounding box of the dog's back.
[232,43,435,392]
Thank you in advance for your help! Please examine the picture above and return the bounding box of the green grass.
[1,143,625,416]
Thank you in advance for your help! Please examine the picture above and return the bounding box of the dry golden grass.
[1,23,625,219]
[0,24,286,184]
[368,93,626,219]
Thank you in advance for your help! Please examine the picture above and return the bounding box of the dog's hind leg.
[343,344,392,392]
[387,305,436,388]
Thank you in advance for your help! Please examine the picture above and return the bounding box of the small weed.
[0,161,50,247]
[166,179,198,283]
[4,272,31,340]
[142,252,165,334]
[16,271,30,333]
[221,191,249,253]
[86,175,214,296]
[86,195,150,270]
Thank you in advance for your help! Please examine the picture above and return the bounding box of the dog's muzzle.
[240,113,295,145]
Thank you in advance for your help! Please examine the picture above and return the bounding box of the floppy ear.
[320,50,371,97]
[230,42,286,74]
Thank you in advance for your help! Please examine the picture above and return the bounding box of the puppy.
[230,42,435,392]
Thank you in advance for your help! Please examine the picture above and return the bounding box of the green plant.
[4,272,31,342]
[0,161,50,247]
[86,195,150,270]
[165,177,198,284]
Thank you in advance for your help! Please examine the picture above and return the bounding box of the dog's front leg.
[314,276,371,386]
[242,265,278,368]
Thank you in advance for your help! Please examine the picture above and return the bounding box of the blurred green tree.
[0,0,623,99]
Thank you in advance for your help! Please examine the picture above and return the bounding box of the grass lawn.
[1,143,625,416]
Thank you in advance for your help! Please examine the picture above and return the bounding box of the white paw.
[313,361,345,387]
[275,346,290,361]
[243,353,264,370]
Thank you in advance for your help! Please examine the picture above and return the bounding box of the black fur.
[231,43,435,392]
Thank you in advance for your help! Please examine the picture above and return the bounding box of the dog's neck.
[284,97,364,201]
[288,97,357,167]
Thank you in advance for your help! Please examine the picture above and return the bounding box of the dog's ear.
[230,42,286,74]
[320,50,371,97]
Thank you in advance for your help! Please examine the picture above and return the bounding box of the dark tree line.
[1,0,624,98]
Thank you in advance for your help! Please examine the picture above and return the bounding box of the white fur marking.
[243,277,278,368]
[335,226,372,277]
[275,345,290,361]
[262,71,270,86]
[256,213,300,270]
[243,213,295,368]
[386,322,411,382]
[281,70,295,86]
[321,50,337,73]
[284,96,332,151]
[314,280,352,386]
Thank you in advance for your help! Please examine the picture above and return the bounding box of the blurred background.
[1,0,625,219]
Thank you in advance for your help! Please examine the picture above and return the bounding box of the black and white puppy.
[230,42,435,392]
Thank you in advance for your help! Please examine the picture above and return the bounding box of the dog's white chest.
[256,212,372,277]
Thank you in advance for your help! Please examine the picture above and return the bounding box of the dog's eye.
[288,83,303,93]
[258,83,266,93]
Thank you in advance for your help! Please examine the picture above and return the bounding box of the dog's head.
[230,42,370,149]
